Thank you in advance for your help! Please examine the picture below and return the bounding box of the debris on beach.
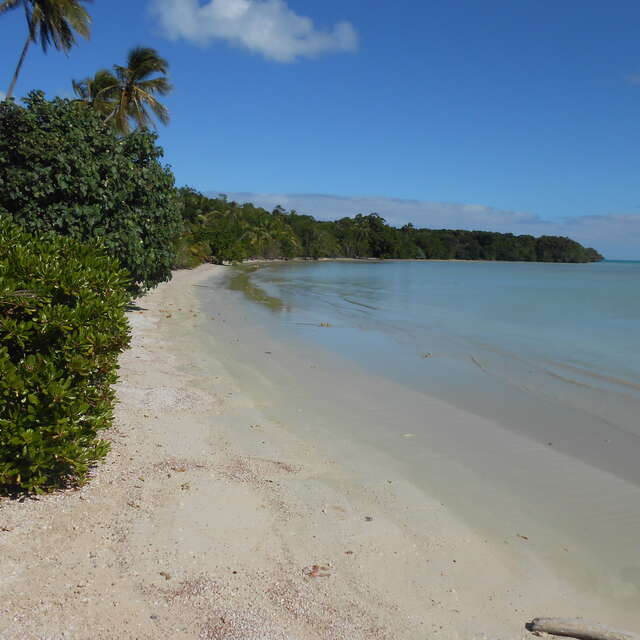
[525,617,640,640]
[303,564,331,578]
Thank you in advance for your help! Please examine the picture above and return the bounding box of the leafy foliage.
[0,219,131,493]
[176,188,604,264]
[0,91,183,292]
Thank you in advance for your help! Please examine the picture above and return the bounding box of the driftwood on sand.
[526,618,640,640]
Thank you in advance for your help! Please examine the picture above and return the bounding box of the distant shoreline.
[239,256,607,265]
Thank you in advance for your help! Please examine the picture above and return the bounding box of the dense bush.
[0,91,183,293]
[0,220,131,492]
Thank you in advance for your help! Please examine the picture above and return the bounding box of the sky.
[1,0,639,258]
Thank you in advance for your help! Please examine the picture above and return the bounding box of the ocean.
[239,259,640,448]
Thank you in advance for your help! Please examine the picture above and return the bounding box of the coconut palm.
[105,47,172,135]
[2,0,92,100]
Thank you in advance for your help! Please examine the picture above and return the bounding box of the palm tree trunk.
[6,35,31,101]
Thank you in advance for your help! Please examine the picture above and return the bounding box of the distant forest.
[176,188,604,267]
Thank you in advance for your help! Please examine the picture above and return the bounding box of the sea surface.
[236,259,640,447]
[197,259,640,606]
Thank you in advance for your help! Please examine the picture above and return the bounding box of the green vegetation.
[0,91,183,293]
[176,188,604,264]
[0,220,131,493]
[2,0,92,101]
[73,46,173,135]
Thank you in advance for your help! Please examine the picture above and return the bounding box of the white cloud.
[0,91,5,101]
[151,0,358,62]
[211,191,640,259]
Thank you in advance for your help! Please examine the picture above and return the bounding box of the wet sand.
[0,264,637,639]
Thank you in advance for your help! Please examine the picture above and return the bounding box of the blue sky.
[2,0,640,258]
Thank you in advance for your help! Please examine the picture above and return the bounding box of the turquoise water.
[247,260,640,384]
[245,260,640,449]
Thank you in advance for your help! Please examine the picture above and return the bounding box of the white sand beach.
[0,264,637,639]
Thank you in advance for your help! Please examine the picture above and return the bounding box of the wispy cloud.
[211,191,640,259]
[0,91,5,101]
[150,0,358,62]
[628,73,640,85]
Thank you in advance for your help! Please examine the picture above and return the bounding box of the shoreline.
[240,256,607,265]
[0,265,635,638]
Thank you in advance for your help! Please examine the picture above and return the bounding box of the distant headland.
[177,188,603,266]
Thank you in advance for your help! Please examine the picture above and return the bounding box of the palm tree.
[73,47,172,135]
[2,0,92,100]
[106,47,173,135]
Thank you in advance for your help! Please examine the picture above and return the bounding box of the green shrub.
[0,220,131,493]
[0,91,183,294]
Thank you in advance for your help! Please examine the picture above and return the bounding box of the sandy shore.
[0,265,633,639]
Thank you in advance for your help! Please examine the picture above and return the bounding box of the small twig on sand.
[525,617,640,640]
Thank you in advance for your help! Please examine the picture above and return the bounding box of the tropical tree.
[2,0,92,100]
[74,46,172,135]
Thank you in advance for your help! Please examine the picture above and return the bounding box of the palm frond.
[126,46,169,77]
[133,88,169,126]
[135,76,173,95]
[90,69,118,97]
[33,0,92,53]
[0,0,21,14]
[71,77,89,100]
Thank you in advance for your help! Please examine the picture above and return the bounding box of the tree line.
[176,188,604,265]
